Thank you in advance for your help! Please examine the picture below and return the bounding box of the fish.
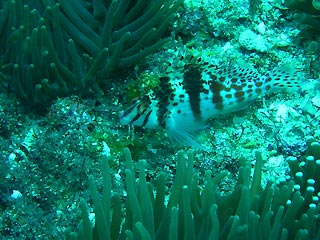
[120,56,303,148]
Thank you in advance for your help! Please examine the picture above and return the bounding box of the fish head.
[119,95,159,129]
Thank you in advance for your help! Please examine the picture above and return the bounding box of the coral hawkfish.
[120,56,302,147]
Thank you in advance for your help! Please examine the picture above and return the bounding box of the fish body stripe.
[183,65,204,121]
[155,76,174,129]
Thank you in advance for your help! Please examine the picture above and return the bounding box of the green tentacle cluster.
[285,0,320,13]
[69,140,320,239]
[284,0,320,36]
[0,0,182,108]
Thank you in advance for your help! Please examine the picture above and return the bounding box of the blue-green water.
[0,0,320,239]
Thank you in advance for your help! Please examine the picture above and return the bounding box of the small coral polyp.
[312,0,320,10]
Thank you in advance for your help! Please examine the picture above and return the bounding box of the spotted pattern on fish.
[120,57,302,147]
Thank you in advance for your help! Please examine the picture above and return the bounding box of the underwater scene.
[1,0,320,239]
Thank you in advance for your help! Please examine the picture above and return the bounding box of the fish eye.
[130,97,139,104]
[137,102,148,114]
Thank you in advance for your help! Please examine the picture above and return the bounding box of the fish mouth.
[118,110,127,123]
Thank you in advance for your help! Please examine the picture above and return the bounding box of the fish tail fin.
[265,65,305,93]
